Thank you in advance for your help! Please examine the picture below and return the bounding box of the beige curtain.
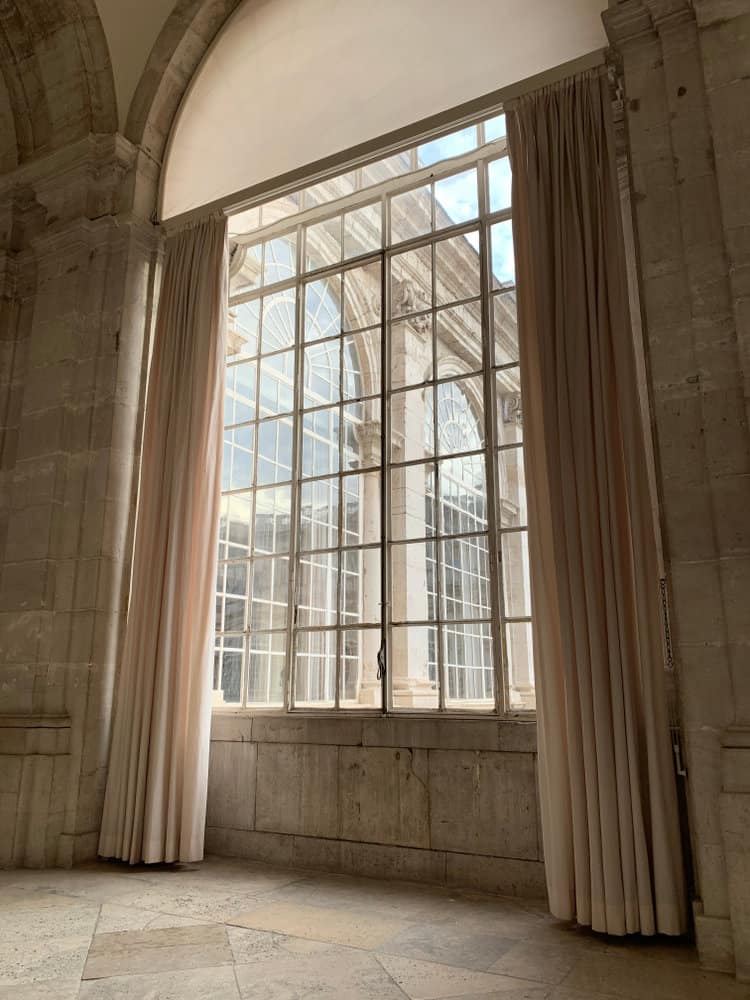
[507,70,687,935]
[99,216,227,864]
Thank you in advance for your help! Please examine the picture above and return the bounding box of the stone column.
[605,0,750,979]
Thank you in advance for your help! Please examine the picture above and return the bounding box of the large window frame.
[217,109,533,717]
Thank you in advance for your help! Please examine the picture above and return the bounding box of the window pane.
[304,340,340,408]
[214,635,243,706]
[250,557,289,631]
[343,399,380,471]
[259,351,295,416]
[340,549,380,625]
[225,361,256,426]
[343,328,380,399]
[501,530,531,618]
[218,493,251,559]
[497,447,527,528]
[262,194,299,227]
[247,632,285,706]
[434,169,479,229]
[304,275,341,341]
[340,628,382,708]
[305,216,341,272]
[436,376,484,456]
[261,290,296,353]
[435,232,481,306]
[441,535,491,620]
[490,220,515,289]
[253,485,292,554]
[418,126,477,167]
[493,290,519,366]
[443,622,494,708]
[231,243,262,295]
[302,405,340,478]
[344,203,382,260]
[488,156,512,213]
[495,368,523,445]
[295,631,335,706]
[390,462,435,541]
[391,244,432,318]
[438,453,488,535]
[228,300,259,359]
[343,260,381,331]
[264,234,297,285]
[506,621,535,710]
[256,415,294,484]
[392,540,436,622]
[342,471,380,547]
[484,114,507,142]
[299,477,339,551]
[223,424,255,492]
[390,184,431,244]
[435,301,482,378]
[297,551,338,627]
[391,625,438,709]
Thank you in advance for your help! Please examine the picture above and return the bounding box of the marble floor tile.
[79,964,241,999]
[227,925,332,964]
[489,942,578,984]
[234,949,406,999]
[0,935,92,987]
[229,899,409,949]
[378,919,516,971]
[377,954,551,1000]
[112,884,277,923]
[0,976,82,999]
[83,924,232,980]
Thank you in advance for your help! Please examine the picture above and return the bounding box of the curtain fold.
[507,70,687,935]
[99,215,228,864]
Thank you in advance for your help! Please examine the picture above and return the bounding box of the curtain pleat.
[99,216,228,864]
[507,71,687,935]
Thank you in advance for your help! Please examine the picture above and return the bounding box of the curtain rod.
[161,47,607,233]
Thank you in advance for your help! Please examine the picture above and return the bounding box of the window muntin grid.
[217,111,534,713]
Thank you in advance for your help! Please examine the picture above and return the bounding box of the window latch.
[377,640,386,681]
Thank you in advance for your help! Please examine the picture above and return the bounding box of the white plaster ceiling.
[95,0,175,128]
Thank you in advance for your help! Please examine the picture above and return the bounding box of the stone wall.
[205,715,545,898]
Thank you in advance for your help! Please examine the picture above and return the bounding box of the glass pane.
[253,484,291,554]
[295,630,335,706]
[228,300,259,360]
[305,216,341,272]
[434,169,479,229]
[263,234,297,285]
[250,558,289,630]
[247,631,285,706]
[223,424,255,492]
[438,453,487,535]
[218,493,251,559]
[390,318,432,389]
[498,447,527,528]
[436,376,484,456]
[256,415,294,484]
[361,151,412,187]
[228,207,260,238]
[344,203,382,259]
[259,351,295,416]
[391,625,438,709]
[484,114,507,142]
[443,623,494,708]
[493,290,519,366]
[216,574,248,633]
[231,243,262,295]
[343,260,381,331]
[222,589,246,631]
[343,328,380,399]
[391,385,434,464]
[435,301,482,378]
[342,471,380,547]
[502,530,531,618]
[496,368,523,445]
[340,548,380,625]
[302,406,340,478]
[340,628,383,708]
[213,635,243,705]
[390,184,431,244]
[435,232,481,306]
[299,476,339,551]
[488,156,512,213]
[343,399,380,471]
[261,194,299,227]
[392,540,437,623]
[506,621,535,710]
[305,275,341,342]
[441,534,491,620]
[304,340,340,408]
[390,463,435,542]
[418,126,477,167]
[261,290,296,353]
[225,361,256,426]
[490,220,515,289]
[297,551,338,627]
[390,244,432,318]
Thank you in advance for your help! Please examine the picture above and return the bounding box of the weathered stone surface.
[255,743,338,839]
[339,746,429,848]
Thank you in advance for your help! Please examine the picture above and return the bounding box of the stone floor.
[0,856,747,999]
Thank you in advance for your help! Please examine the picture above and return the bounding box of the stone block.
[205,827,294,867]
[429,750,538,860]
[670,561,726,645]
[720,788,750,982]
[340,839,446,885]
[720,555,750,643]
[361,717,500,751]
[210,712,253,742]
[206,739,256,831]
[339,746,429,848]
[252,714,363,746]
[497,721,537,753]
[446,852,547,899]
[255,742,338,838]
[694,906,736,975]
[291,834,342,873]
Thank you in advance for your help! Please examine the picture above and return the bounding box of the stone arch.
[0,0,117,172]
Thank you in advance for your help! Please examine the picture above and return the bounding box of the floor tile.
[0,935,92,987]
[0,977,82,999]
[227,925,332,964]
[377,954,550,999]
[379,919,515,971]
[228,899,408,949]
[489,942,578,984]
[78,964,241,999]
[234,949,406,999]
[83,923,232,980]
